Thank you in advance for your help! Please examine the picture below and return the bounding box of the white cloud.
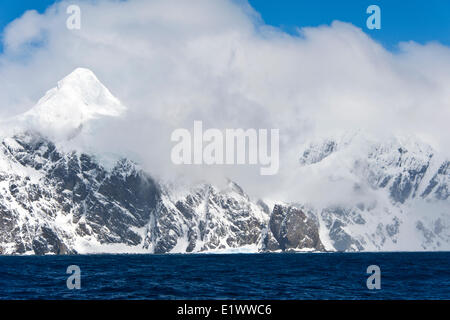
[0,0,449,200]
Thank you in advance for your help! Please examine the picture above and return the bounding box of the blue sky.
[0,0,54,29]
[248,0,450,49]
[0,0,449,51]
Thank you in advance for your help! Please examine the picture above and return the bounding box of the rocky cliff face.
[297,133,449,251]
[264,205,324,251]
[0,132,323,254]
[1,68,448,254]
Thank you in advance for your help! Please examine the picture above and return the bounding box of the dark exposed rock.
[1,130,448,255]
[267,205,324,251]
[0,133,293,255]
[421,161,449,200]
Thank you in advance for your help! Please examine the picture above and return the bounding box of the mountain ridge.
[0,68,448,255]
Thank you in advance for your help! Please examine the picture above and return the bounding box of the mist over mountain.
[1,0,449,201]
[0,0,449,255]
[0,69,448,254]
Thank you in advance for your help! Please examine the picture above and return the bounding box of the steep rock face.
[297,134,450,252]
[0,132,159,254]
[1,131,448,254]
[0,132,326,254]
[144,182,270,254]
[1,69,448,254]
[421,161,449,201]
[266,205,324,251]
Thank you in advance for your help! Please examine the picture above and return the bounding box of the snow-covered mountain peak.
[18,68,126,140]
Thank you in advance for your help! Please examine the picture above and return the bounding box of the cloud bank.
[0,0,449,201]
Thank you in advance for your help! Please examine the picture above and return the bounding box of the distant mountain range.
[0,68,448,254]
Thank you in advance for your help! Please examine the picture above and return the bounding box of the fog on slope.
[0,0,449,204]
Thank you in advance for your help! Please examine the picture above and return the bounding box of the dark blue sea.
[0,252,449,300]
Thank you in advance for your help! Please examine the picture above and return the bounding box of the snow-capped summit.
[0,69,448,255]
[18,68,126,140]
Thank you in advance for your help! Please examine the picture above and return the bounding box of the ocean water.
[0,252,449,300]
